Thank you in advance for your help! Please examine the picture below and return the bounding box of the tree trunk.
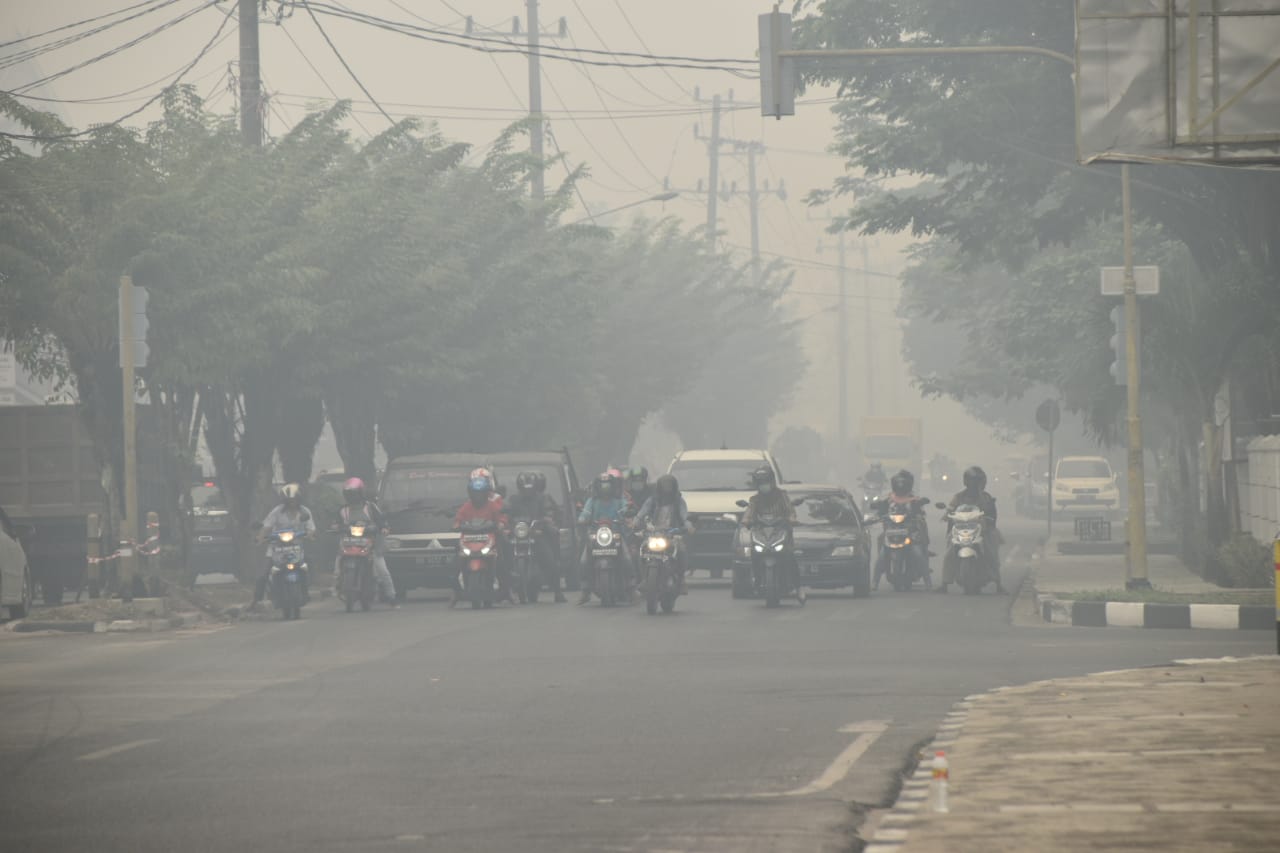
[277,396,324,485]
[326,388,377,482]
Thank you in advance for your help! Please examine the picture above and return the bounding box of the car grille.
[1072,488,1100,495]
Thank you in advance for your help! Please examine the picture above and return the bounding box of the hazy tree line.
[0,88,803,573]
[796,0,1280,569]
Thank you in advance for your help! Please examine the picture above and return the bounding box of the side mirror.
[935,502,947,510]
[734,499,749,508]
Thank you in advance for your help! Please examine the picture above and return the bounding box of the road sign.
[1101,266,1159,295]
[1036,399,1061,433]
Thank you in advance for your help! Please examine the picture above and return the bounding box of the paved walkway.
[869,657,1280,852]
[1035,538,1219,596]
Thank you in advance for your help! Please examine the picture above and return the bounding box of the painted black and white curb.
[862,692,979,852]
[1036,593,1271,630]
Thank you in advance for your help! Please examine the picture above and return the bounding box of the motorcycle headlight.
[349,525,366,538]
[286,563,295,570]
[595,527,614,547]
[753,543,765,553]
[772,541,785,552]
[890,514,907,524]
[647,536,669,552]
[514,522,531,539]
[831,545,855,557]
[278,531,295,543]
[903,537,912,546]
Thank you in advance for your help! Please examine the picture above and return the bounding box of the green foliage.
[1212,533,1274,590]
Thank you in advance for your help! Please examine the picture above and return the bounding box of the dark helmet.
[341,476,366,505]
[889,469,914,495]
[593,471,620,500]
[468,473,494,506]
[532,471,548,494]
[515,471,539,496]
[655,474,679,503]
[963,466,987,492]
[752,466,777,494]
[626,466,649,490]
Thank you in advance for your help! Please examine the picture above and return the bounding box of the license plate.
[1076,495,1097,502]
[285,573,299,583]
[592,548,618,557]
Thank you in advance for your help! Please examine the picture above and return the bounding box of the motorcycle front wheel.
[764,564,781,608]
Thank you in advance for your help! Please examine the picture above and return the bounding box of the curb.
[8,612,206,634]
[1035,592,1271,630]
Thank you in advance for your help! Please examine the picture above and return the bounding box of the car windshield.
[381,467,471,511]
[795,493,860,526]
[1057,459,1113,479]
[865,435,914,459]
[670,459,761,491]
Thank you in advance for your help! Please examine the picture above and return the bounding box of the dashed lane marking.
[76,738,160,762]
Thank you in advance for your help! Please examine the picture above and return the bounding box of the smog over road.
[1,2,1277,852]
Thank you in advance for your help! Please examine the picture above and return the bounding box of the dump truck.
[859,416,923,484]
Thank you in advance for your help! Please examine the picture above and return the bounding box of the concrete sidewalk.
[866,657,1280,852]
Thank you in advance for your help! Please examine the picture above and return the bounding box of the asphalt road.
[0,521,1269,853]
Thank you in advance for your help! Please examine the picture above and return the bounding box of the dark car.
[187,479,235,577]
[487,450,582,590]
[731,484,872,599]
[379,453,494,599]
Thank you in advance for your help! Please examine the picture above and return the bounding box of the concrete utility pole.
[812,212,851,462]
[704,93,722,250]
[238,0,262,147]
[1121,163,1149,589]
[862,240,874,416]
[118,276,140,600]
[525,0,545,202]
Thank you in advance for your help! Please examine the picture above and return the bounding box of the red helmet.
[342,477,365,504]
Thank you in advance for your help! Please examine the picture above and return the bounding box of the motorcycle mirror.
[735,499,749,508]
[935,502,947,510]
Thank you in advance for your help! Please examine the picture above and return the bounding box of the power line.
[0,0,172,51]
[275,14,373,136]
[611,0,694,99]
[11,1,215,93]
[298,0,395,128]
[541,69,650,193]
[6,44,232,105]
[0,0,183,70]
[0,5,236,142]
[572,0,685,107]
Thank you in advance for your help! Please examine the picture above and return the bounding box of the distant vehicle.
[1052,456,1120,517]
[860,416,923,483]
[379,453,495,599]
[1012,457,1050,518]
[188,479,234,577]
[731,484,871,599]
[0,505,33,619]
[487,450,582,590]
[667,449,784,579]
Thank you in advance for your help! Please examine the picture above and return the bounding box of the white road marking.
[77,738,160,762]
[752,720,890,798]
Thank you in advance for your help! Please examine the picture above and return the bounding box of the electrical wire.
[299,0,396,128]
[0,0,182,70]
[611,0,694,99]
[541,71,650,193]
[572,0,685,108]
[7,46,232,105]
[0,0,172,50]
[0,4,235,142]
[11,1,215,93]
[276,15,373,136]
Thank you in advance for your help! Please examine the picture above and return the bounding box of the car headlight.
[386,537,401,550]
[595,527,614,547]
[479,545,492,556]
[647,536,669,552]
[831,545,855,557]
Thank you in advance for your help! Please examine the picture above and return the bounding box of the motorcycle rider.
[252,483,316,609]
[631,474,694,595]
[938,465,1005,594]
[576,470,634,604]
[872,469,931,590]
[740,467,803,603]
[505,471,568,603]
[861,462,888,494]
[624,466,652,516]
[450,470,512,608]
[334,477,398,607]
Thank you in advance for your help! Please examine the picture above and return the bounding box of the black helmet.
[752,466,777,494]
[516,471,538,496]
[655,474,679,503]
[532,471,548,494]
[963,466,987,492]
[889,469,914,495]
[626,466,649,489]
[593,471,620,500]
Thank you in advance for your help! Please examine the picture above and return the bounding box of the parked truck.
[0,405,161,603]
[859,416,923,484]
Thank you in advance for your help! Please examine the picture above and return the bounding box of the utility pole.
[812,212,850,466]
[525,0,545,202]
[1121,163,1149,589]
[704,93,722,250]
[118,277,139,601]
[862,240,874,416]
[238,0,262,147]
[746,143,761,283]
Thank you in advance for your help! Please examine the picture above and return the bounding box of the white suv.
[668,449,784,578]
[1052,456,1120,516]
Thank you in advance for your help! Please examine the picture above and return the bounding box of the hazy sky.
[1,1,1024,464]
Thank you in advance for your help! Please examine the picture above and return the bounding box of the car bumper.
[685,524,737,572]
[386,552,457,589]
[1053,498,1118,513]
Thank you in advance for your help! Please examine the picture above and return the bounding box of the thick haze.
[2,0,1022,473]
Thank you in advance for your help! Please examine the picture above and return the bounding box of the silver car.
[0,505,33,619]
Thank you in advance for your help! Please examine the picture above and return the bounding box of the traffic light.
[758,10,795,118]
[118,283,149,368]
[1108,304,1126,386]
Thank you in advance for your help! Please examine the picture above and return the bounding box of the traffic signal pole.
[119,276,139,600]
[1121,164,1150,589]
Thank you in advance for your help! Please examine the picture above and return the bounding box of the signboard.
[1036,399,1061,433]
[1101,266,1160,296]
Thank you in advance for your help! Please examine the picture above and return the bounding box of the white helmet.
[281,483,301,502]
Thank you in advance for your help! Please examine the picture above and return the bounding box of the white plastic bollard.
[930,750,949,813]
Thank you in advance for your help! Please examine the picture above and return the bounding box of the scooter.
[639,524,682,615]
[457,518,500,609]
[937,502,994,595]
[267,528,308,620]
[337,519,376,612]
[587,520,631,607]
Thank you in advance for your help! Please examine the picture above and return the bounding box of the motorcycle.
[586,520,631,607]
[457,518,500,609]
[639,524,682,615]
[736,499,803,608]
[938,502,994,595]
[267,528,308,620]
[510,515,550,604]
[870,496,931,592]
[337,518,376,612]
